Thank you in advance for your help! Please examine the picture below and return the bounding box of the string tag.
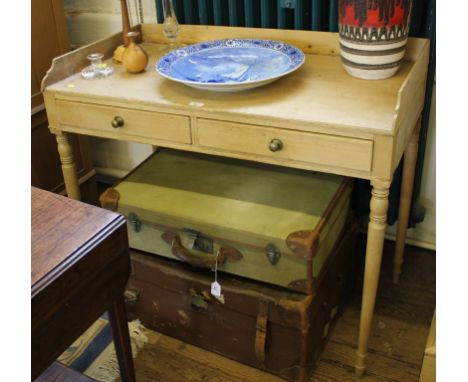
[211,281,222,297]
[211,250,224,303]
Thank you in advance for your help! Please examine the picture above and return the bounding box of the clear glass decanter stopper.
[81,53,114,79]
[162,0,180,48]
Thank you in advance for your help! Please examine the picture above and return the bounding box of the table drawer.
[197,119,373,172]
[56,100,192,144]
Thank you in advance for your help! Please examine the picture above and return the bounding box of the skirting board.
[385,220,436,251]
[359,222,436,251]
[94,166,129,180]
[384,232,436,252]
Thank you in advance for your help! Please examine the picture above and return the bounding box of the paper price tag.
[211,281,222,297]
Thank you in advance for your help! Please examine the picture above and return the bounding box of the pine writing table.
[42,24,430,377]
[31,187,136,382]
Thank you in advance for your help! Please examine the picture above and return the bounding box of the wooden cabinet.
[31,0,98,204]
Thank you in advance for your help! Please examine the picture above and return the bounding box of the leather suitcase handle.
[161,231,242,269]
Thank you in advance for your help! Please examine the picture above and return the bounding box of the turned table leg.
[393,120,421,284]
[54,131,81,200]
[355,180,390,377]
[108,296,137,382]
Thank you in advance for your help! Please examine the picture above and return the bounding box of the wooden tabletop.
[42,25,429,186]
[44,24,429,139]
[31,187,125,296]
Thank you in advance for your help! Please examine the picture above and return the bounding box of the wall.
[64,0,156,47]
[62,0,436,249]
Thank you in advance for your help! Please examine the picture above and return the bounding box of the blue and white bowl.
[156,38,305,92]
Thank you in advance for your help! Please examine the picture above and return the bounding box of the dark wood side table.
[31,187,136,382]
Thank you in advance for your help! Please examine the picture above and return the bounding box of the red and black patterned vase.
[338,0,413,79]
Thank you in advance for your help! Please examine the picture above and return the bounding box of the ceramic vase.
[338,0,413,80]
[122,31,148,73]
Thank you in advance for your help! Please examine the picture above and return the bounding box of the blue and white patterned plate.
[156,39,305,92]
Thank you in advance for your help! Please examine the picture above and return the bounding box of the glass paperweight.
[81,53,114,79]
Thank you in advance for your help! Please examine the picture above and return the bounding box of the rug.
[58,316,148,382]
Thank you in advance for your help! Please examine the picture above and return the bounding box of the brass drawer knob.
[269,138,283,152]
[111,116,124,128]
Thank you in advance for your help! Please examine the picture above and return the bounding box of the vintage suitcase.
[125,223,358,382]
[101,148,352,294]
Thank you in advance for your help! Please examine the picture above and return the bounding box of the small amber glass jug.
[122,31,148,73]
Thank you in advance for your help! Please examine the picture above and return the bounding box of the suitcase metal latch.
[184,229,214,254]
[188,289,210,312]
[265,243,281,265]
[128,212,142,233]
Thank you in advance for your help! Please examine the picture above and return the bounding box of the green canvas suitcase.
[101,148,352,294]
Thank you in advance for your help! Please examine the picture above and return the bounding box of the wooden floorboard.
[125,237,435,382]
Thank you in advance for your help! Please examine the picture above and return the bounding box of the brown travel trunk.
[125,223,358,382]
